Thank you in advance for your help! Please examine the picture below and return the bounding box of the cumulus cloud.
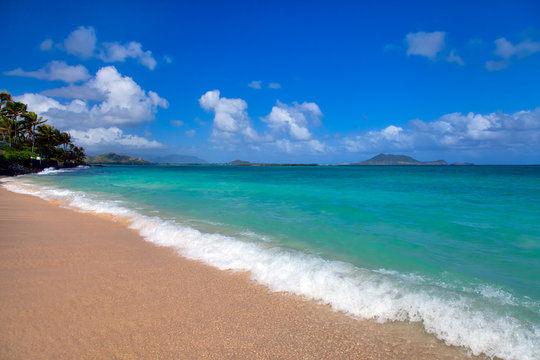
[199,90,260,141]
[15,93,69,115]
[64,26,97,59]
[16,66,168,130]
[69,127,163,148]
[341,108,540,153]
[198,90,330,155]
[185,129,196,137]
[405,31,446,60]
[494,38,540,59]
[248,80,262,89]
[98,41,157,70]
[486,37,540,71]
[50,26,157,70]
[5,61,91,83]
[263,101,323,140]
[268,82,282,89]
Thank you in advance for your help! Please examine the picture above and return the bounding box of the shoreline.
[0,186,482,359]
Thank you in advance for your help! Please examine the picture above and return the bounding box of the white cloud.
[51,26,157,69]
[85,66,167,126]
[15,93,67,114]
[5,61,91,83]
[185,129,196,137]
[98,41,157,70]
[486,37,540,71]
[341,108,540,153]
[268,82,282,89]
[42,84,105,101]
[494,38,540,59]
[199,90,260,141]
[16,66,168,130]
[64,26,97,59]
[40,39,53,51]
[447,50,464,65]
[198,92,329,156]
[69,127,163,148]
[170,120,184,127]
[248,80,262,89]
[263,101,323,140]
[405,31,446,60]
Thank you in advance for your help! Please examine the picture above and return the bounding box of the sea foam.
[2,178,539,360]
[35,165,90,176]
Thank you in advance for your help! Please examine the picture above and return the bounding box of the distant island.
[86,153,151,165]
[226,155,459,166]
[86,152,208,165]
[351,154,448,166]
[228,160,252,165]
[85,153,473,167]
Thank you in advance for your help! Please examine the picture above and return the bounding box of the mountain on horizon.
[86,153,151,165]
[353,153,447,166]
[228,160,251,165]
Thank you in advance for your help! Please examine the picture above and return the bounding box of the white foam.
[2,179,539,360]
[236,230,273,242]
[35,165,90,176]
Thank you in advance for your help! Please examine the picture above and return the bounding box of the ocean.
[3,165,539,360]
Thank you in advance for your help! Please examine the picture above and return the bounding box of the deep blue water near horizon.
[7,165,540,359]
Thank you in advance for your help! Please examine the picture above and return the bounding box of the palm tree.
[0,93,14,142]
[36,124,57,160]
[55,132,72,162]
[58,132,71,152]
[21,112,47,152]
[37,124,54,144]
[0,115,9,143]
[0,116,22,147]
[1,101,27,144]
[0,90,87,167]
[73,145,86,164]
[0,92,12,107]
[52,129,62,147]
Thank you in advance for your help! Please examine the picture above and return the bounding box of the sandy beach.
[0,186,480,359]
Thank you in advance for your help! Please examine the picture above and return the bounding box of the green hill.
[86,152,152,165]
[228,160,252,165]
[354,154,447,165]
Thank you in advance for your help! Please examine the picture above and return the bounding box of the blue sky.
[2,0,540,164]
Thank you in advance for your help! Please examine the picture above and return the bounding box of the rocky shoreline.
[0,159,80,176]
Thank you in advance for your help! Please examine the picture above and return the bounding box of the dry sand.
[0,187,481,359]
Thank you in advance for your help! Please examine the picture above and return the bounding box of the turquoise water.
[5,165,540,359]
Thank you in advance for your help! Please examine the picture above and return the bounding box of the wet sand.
[0,187,480,359]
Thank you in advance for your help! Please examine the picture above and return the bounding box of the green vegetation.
[86,152,151,165]
[228,160,252,165]
[354,153,447,165]
[0,91,86,168]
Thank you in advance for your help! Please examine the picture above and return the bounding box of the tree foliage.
[0,91,86,164]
